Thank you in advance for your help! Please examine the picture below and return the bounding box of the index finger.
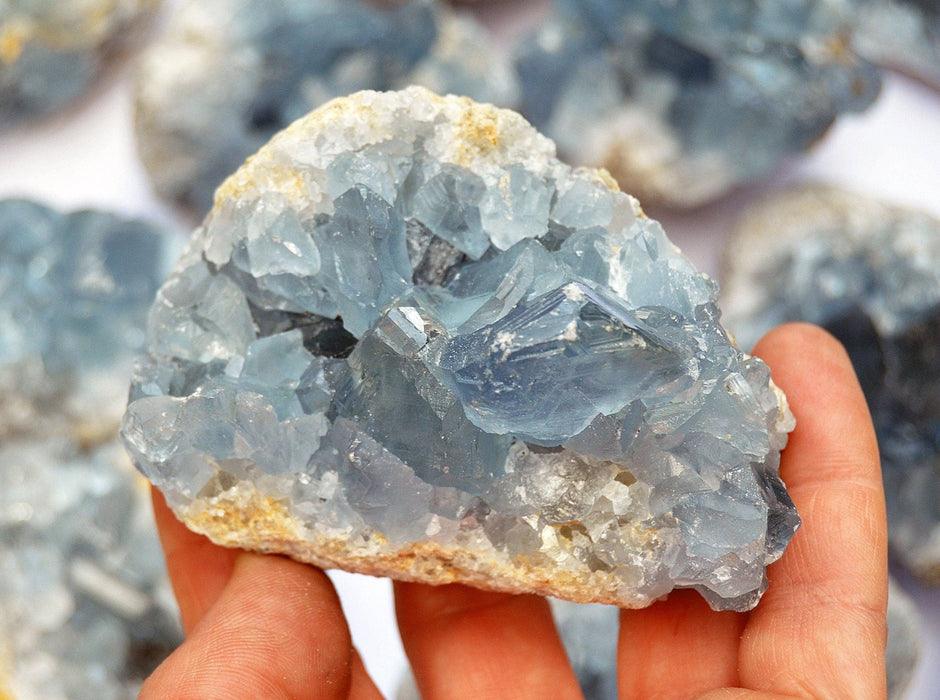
[741,323,888,697]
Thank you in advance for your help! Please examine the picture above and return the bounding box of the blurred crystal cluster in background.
[0,200,182,698]
[134,0,520,212]
[0,0,159,126]
[0,0,939,697]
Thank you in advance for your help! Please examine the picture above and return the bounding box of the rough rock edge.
[178,483,671,609]
[211,86,624,214]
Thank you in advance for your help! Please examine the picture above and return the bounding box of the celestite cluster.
[123,88,798,611]
[0,0,158,125]
[134,0,519,212]
[852,0,940,89]
[0,199,173,435]
[514,0,881,207]
[0,200,182,699]
[0,440,181,700]
[722,185,940,583]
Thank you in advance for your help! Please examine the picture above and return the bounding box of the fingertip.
[738,322,888,698]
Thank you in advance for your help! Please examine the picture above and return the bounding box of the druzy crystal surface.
[0,200,181,699]
[514,0,880,208]
[134,0,518,213]
[722,185,940,583]
[852,0,940,89]
[0,0,157,125]
[123,88,798,611]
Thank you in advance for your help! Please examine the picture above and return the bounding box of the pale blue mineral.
[122,88,798,612]
[0,0,158,125]
[0,200,182,698]
[852,0,940,88]
[134,0,519,213]
[0,440,182,700]
[0,199,176,434]
[514,0,881,207]
[722,185,940,583]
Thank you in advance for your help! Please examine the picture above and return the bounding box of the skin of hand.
[139,323,888,700]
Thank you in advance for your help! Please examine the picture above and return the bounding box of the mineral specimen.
[0,0,158,125]
[0,199,176,436]
[0,440,181,700]
[513,0,881,208]
[851,0,940,89]
[134,0,519,213]
[122,87,798,612]
[0,200,182,699]
[721,185,940,582]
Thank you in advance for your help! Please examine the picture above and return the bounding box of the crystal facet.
[722,185,940,583]
[0,0,157,125]
[123,88,798,611]
[134,0,519,212]
[514,0,881,207]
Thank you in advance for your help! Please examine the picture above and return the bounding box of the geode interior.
[122,88,798,611]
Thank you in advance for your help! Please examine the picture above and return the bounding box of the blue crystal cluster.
[0,199,174,432]
[0,200,182,698]
[123,88,798,611]
[0,440,181,700]
[722,185,940,583]
[134,0,519,212]
[0,0,157,125]
[852,0,940,88]
[514,0,881,207]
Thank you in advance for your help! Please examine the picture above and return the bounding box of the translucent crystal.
[722,185,940,584]
[123,88,798,612]
[0,0,157,125]
[514,0,881,207]
[135,0,520,212]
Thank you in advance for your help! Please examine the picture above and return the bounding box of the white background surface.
[1,1,939,697]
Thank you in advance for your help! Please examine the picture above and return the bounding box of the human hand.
[140,323,888,699]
